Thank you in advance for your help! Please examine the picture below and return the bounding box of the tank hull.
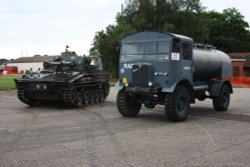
[15,72,110,107]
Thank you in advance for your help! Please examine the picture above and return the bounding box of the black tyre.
[165,86,190,122]
[116,89,141,117]
[213,84,230,111]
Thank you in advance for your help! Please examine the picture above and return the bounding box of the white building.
[7,55,59,73]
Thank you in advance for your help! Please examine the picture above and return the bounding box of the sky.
[0,0,250,59]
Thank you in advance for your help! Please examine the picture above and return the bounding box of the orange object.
[230,77,250,88]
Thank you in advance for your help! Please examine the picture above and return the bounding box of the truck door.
[181,42,193,82]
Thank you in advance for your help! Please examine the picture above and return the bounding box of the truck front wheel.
[165,86,191,122]
[117,90,141,117]
[213,84,230,111]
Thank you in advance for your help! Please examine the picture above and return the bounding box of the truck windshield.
[121,41,170,62]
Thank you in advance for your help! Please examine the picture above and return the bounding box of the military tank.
[15,46,110,107]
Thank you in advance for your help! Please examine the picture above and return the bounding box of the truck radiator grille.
[132,64,152,88]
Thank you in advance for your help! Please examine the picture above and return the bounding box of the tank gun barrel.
[43,61,75,68]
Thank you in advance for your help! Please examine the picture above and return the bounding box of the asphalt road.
[0,88,250,167]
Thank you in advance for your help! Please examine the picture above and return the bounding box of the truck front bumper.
[126,87,160,94]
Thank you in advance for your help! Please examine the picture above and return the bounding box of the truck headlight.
[148,81,153,87]
[122,77,128,84]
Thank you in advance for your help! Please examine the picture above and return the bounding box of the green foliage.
[201,8,250,52]
[90,24,136,77]
[91,0,250,78]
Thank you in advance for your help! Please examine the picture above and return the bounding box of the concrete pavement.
[0,88,250,167]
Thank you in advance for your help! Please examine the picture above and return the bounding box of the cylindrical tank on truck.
[193,48,231,81]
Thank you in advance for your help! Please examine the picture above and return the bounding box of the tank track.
[17,89,39,106]
[63,83,110,108]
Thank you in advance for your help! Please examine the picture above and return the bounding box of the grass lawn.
[0,75,21,90]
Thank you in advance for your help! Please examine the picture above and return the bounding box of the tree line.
[90,0,250,78]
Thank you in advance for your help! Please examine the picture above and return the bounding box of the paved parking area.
[0,88,250,167]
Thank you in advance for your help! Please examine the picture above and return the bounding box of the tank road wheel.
[116,89,141,117]
[63,89,83,108]
[17,89,40,106]
[83,91,90,105]
[94,90,99,103]
[89,90,95,104]
[165,86,191,122]
[99,89,105,102]
[72,91,83,108]
[213,84,230,111]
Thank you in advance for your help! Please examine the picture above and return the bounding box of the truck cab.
[115,32,233,122]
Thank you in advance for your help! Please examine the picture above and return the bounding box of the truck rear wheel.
[165,86,190,122]
[117,89,141,117]
[213,84,230,111]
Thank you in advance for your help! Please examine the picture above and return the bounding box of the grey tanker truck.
[115,32,233,122]
[15,47,110,107]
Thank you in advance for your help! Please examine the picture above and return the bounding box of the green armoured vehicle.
[15,46,110,107]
